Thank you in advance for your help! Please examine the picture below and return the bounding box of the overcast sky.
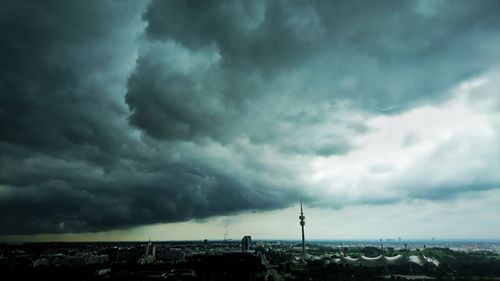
[1,0,499,242]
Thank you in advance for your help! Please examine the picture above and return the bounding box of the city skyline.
[1,0,500,242]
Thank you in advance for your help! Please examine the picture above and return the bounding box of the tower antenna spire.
[299,197,306,254]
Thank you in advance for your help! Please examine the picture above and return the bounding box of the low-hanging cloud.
[1,0,499,235]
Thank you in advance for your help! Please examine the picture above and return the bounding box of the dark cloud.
[144,0,319,73]
[0,0,140,158]
[128,0,500,145]
[0,0,298,235]
[0,155,293,234]
[1,0,499,235]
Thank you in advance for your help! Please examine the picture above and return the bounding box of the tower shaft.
[301,223,305,254]
[299,198,306,254]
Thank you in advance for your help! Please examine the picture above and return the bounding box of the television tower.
[299,198,306,254]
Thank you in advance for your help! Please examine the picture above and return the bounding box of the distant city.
[2,203,500,280]
[2,239,500,280]
[2,0,500,280]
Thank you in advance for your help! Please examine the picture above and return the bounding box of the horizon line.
[2,238,499,243]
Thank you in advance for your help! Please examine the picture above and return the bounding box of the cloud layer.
[1,0,499,236]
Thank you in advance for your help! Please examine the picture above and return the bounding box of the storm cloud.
[1,0,499,236]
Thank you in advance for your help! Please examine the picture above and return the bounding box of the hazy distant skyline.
[1,0,499,242]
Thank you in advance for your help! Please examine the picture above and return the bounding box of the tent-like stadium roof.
[335,254,439,267]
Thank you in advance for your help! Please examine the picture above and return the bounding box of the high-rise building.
[145,239,151,256]
[242,236,252,251]
[299,198,306,254]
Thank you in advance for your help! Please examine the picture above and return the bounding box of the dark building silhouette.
[242,236,252,251]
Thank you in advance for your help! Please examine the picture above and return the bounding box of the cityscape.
[2,0,500,280]
[2,202,500,280]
